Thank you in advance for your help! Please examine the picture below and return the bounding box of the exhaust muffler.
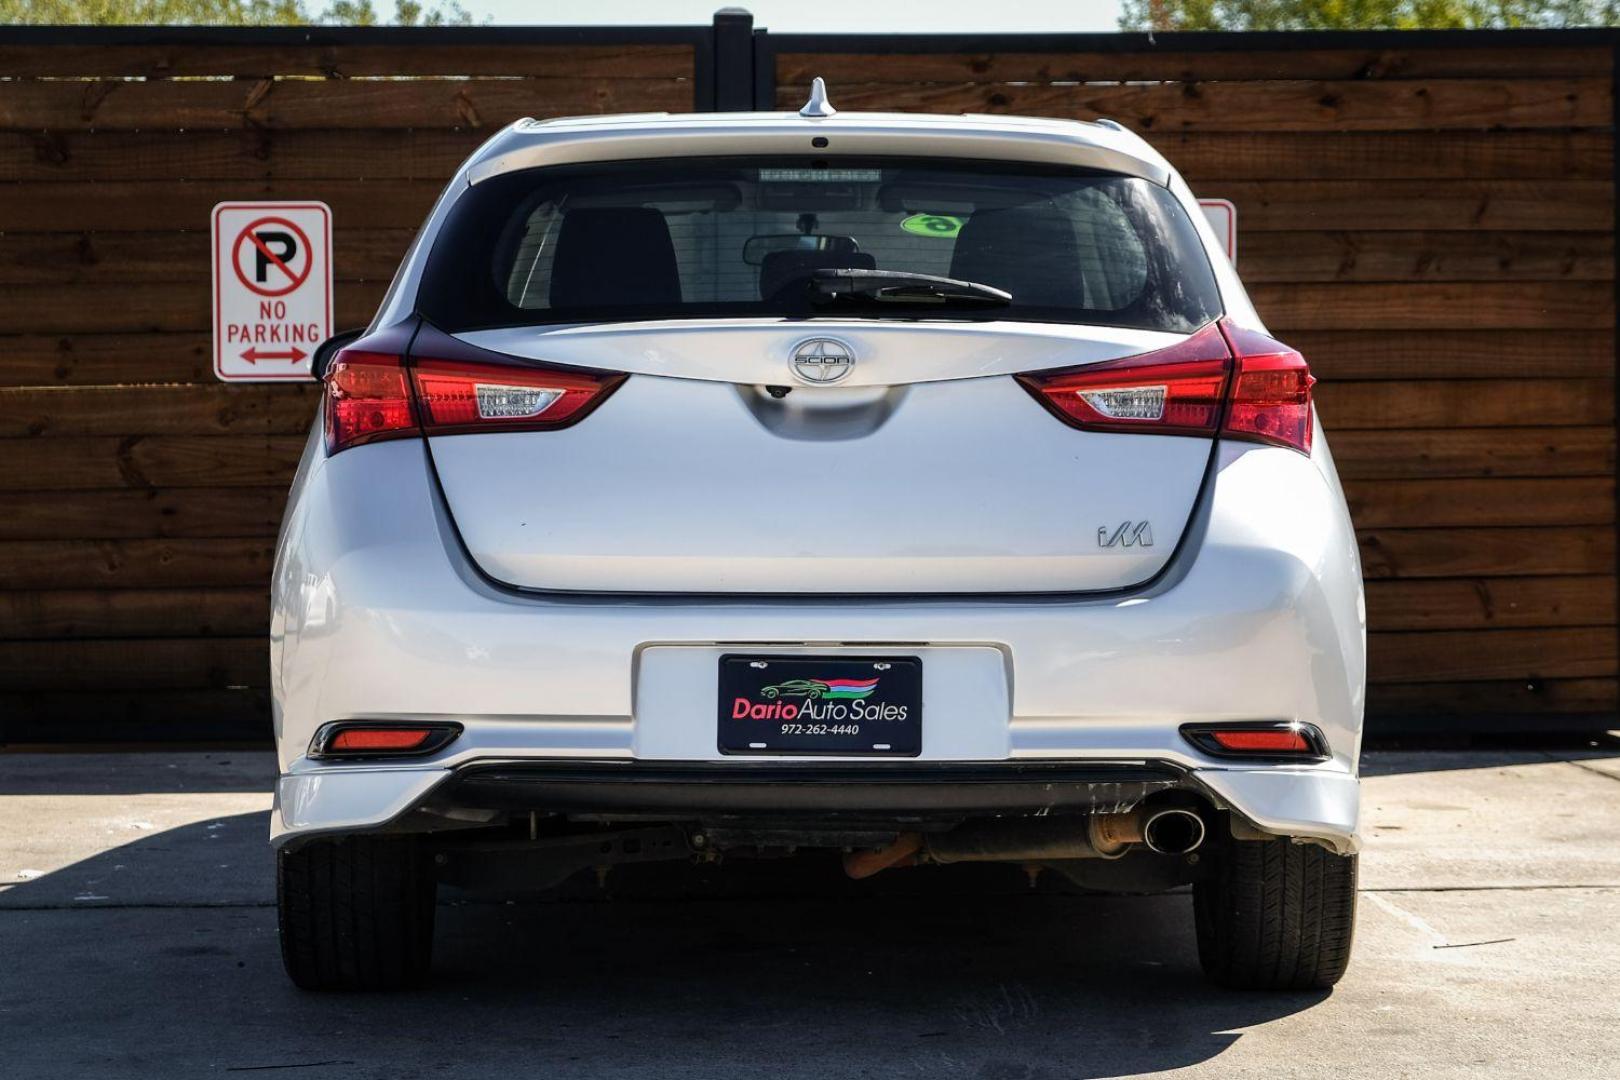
[843,802,1206,879]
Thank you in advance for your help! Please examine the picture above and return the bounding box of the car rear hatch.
[417,320,1224,594]
[401,154,1249,595]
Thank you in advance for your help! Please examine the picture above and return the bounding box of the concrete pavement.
[1,745,1618,1078]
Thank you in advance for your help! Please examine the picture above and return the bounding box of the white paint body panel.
[428,371,1204,593]
[274,109,1364,854]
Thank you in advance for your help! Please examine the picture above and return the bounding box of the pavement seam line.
[1559,757,1620,785]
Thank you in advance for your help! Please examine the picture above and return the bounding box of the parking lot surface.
[2,744,1618,1079]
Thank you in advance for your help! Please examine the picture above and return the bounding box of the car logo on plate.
[791,338,855,384]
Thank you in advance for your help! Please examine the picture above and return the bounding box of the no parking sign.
[211,202,332,382]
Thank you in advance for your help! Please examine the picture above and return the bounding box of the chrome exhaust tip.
[1142,807,1206,855]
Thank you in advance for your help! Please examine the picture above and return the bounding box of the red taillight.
[1019,319,1316,455]
[1018,321,1231,437]
[329,727,433,752]
[324,350,417,454]
[323,350,624,455]
[411,359,624,435]
[1220,322,1315,455]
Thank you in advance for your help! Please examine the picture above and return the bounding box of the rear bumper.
[271,760,1360,853]
[271,419,1365,854]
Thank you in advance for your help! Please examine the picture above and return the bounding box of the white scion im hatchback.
[271,83,1364,992]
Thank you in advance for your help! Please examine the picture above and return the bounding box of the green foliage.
[1119,0,1620,29]
[0,0,474,25]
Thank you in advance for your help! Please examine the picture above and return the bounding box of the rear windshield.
[418,157,1223,333]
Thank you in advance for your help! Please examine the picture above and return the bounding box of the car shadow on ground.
[1,812,1330,1078]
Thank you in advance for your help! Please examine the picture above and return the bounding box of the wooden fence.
[0,16,1615,741]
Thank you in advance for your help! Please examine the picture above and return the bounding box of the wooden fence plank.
[0,688,270,742]
[0,229,414,285]
[0,637,268,690]
[0,181,440,232]
[1365,576,1615,631]
[0,538,275,588]
[1368,627,1618,683]
[1237,231,1613,284]
[0,77,692,132]
[0,333,215,387]
[0,42,695,79]
[1359,527,1614,579]
[1343,477,1614,528]
[1290,330,1614,380]
[1318,379,1614,429]
[0,488,287,540]
[6,129,1606,184]
[0,129,486,182]
[1157,131,1613,181]
[1211,181,1613,232]
[0,384,318,437]
[1257,282,1612,331]
[0,437,303,491]
[776,47,1615,84]
[1366,677,1618,717]
[774,78,1613,131]
[1331,427,1615,480]
[0,281,385,334]
[0,587,266,640]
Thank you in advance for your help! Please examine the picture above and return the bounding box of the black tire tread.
[1194,836,1356,990]
[277,835,435,991]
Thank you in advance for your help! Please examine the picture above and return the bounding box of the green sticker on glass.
[900,214,964,238]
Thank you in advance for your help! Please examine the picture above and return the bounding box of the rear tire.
[1194,836,1356,990]
[277,835,436,991]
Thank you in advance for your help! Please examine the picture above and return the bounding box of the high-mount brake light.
[323,350,625,454]
[1018,319,1316,455]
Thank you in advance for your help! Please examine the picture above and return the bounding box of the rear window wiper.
[807,268,1012,308]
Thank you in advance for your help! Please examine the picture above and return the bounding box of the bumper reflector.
[1181,722,1329,761]
[309,722,462,760]
[1211,730,1312,753]
[331,728,432,752]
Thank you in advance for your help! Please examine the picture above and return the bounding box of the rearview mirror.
[742,234,859,266]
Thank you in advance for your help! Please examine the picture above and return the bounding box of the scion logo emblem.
[791,338,855,384]
[1099,521,1154,548]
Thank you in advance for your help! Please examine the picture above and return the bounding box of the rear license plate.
[717,655,922,756]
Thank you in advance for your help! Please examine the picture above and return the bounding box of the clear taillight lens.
[411,359,624,434]
[1017,321,1231,436]
[323,351,624,455]
[1018,319,1316,455]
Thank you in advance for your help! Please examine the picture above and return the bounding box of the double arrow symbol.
[239,346,308,364]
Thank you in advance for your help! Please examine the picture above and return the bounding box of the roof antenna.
[800,77,837,119]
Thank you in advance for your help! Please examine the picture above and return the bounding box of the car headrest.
[948,205,1084,309]
[549,207,681,309]
[759,250,877,301]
